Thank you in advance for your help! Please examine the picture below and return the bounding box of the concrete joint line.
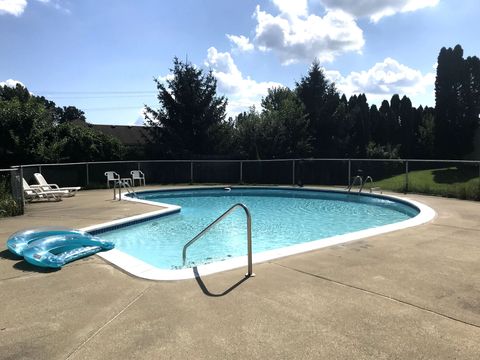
[64,285,153,360]
[431,223,480,232]
[272,262,480,330]
[0,273,44,282]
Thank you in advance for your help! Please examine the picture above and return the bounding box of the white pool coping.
[86,187,436,281]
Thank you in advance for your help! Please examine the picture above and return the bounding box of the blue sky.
[1,0,479,125]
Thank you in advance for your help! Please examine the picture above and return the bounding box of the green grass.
[371,166,480,201]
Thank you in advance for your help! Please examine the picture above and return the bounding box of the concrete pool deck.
[0,186,479,359]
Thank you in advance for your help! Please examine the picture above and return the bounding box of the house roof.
[81,123,150,146]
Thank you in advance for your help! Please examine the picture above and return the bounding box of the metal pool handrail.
[348,175,363,192]
[360,176,373,193]
[113,179,137,200]
[182,203,254,277]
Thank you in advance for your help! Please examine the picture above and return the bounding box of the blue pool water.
[99,188,419,270]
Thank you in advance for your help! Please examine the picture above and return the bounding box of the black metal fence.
[0,168,24,217]
[2,157,478,217]
[13,158,480,195]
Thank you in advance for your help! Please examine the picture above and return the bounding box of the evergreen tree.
[416,106,435,158]
[295,59,339,156]
[389,94,402,146]
[369,104,382,145]
[347,94,370,157]
[398,95,415,158]
[435,45,480,158]
[377,100,390,145]
[144,57,228,158]
[330,95,354,157]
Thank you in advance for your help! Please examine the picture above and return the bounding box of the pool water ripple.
[99,188,420,270]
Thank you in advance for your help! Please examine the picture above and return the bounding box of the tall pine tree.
[144,57,227,158]
[435,45,480,158]
[295,59,339,157]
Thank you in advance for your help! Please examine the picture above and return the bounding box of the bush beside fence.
[0,168,23,217]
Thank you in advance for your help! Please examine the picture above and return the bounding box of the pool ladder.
[182,203,255,278]
[348,175,382,194]
[113,179,137,200]
[347,175,363,192]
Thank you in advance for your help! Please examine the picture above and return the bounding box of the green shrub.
[0,179,20,217]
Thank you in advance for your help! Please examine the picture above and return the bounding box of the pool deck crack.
[272,261,480,330]
[64,284,153,360]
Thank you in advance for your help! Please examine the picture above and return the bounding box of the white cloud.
[252,4,364,64]
[157,74,174,83]
[0,0,27,16]
[204,47,282,116]
[326,57,435,105]
[271,0,308,18]
[0,0,69,16]
[0,78,26,88]
[226,34,254,52]
[133,107,148,126]
[320,0,440,23]
[226,0,438,64]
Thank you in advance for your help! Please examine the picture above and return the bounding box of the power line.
[51,94,155,99]
[33,90,156,95]
[28,90,157,112]
[83,106,145,111]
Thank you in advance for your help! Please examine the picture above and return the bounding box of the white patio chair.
[104,171,120,188]
[130,170,146,186]
[22,179,67,202]
[33,173,81,197]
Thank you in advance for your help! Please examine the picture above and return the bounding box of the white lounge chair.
[23,179,68,202]
[130,170,146,186]
[105,171,120,188]
[33,173,81,197]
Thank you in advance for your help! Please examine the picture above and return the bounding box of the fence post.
[85,163,89,187]
[478,162,480,196]
[348,159,351,187]
[239,161,243,184]
[16,166,25,214]
[10,166,24,215]
[292,160,296,185]
[405,160,409,194]
[190,161,194,184]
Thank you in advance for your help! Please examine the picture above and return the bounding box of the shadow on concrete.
[193,266,250,297]
[0,249,22,261]
[432,166,477,184]
[13,260,59,273]
[0,249,58,274]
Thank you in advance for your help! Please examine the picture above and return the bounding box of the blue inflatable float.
[7,227,87,256]
[6,227,114,268]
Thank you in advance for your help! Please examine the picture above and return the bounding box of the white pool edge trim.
[90,187,436,281]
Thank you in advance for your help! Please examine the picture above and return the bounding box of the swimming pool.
[86,187,435,280]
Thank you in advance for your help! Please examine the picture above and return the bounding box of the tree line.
[0,85,124,167]
[1,44,479,168]
[145,45,479,161]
